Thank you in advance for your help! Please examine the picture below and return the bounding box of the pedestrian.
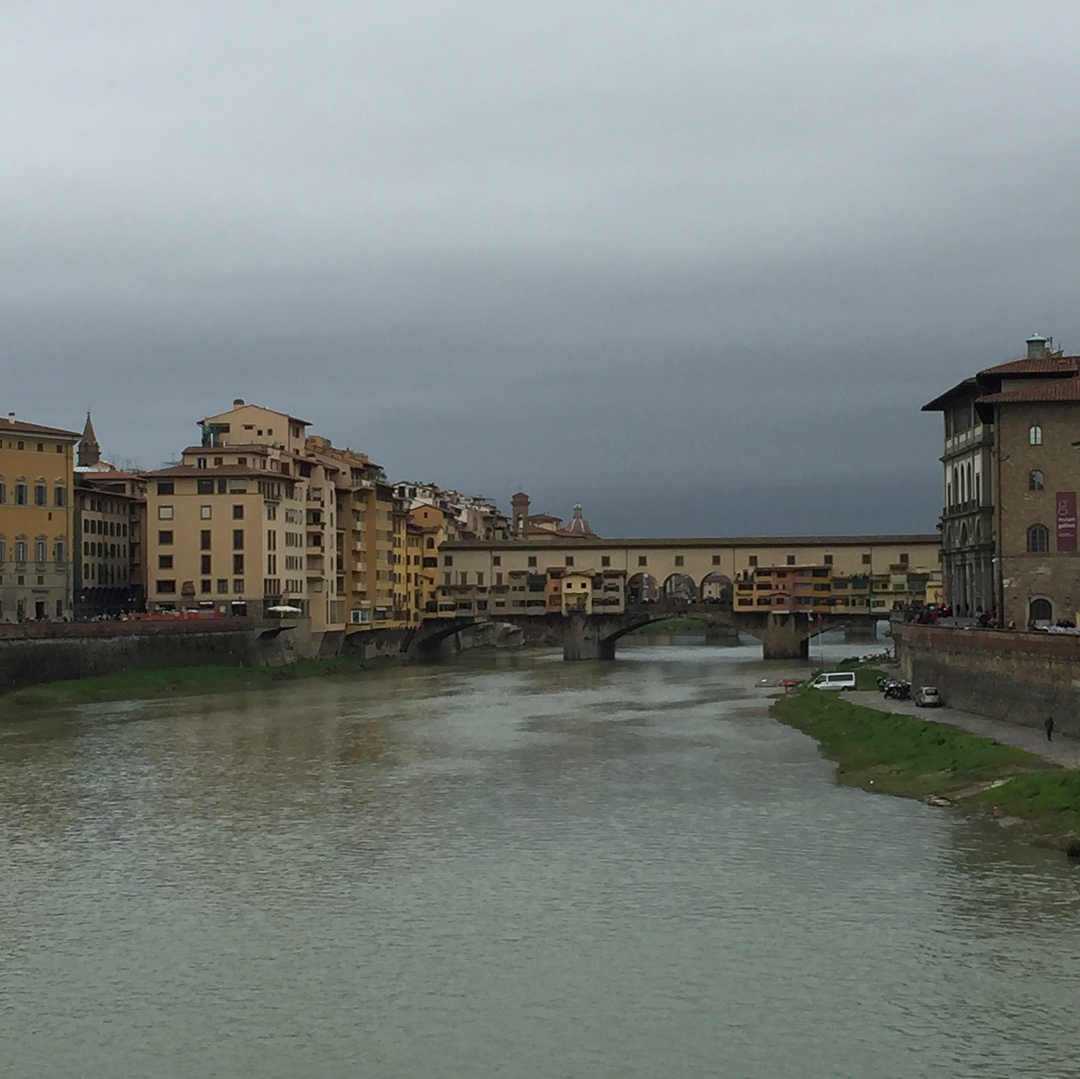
[1045,715,1055,742]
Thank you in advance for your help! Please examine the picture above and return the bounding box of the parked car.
[810,671,857,692]
[914,686,943,707]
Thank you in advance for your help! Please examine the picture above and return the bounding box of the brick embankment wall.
[894,624,1080,737]
[0,620,327,692]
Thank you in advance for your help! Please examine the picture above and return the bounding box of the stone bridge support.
[757,612,813,660]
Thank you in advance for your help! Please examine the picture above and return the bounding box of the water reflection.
[0,641,1078,1079]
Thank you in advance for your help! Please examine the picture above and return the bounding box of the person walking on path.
[1045,715,1055,742]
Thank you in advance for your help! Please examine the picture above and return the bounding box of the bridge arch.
[699,572,732,604]
[627,572,658,603]
[662,572,697,602]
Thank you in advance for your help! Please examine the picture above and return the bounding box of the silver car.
[914,686,943,707]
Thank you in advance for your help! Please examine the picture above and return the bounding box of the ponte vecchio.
[420,534,942,660]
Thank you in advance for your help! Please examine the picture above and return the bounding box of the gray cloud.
[4,0,1080,534]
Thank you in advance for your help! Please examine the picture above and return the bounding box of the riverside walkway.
[848,691,1080,770]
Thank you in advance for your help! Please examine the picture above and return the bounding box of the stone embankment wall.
[0,619,332,693]
[894,624,1080,737]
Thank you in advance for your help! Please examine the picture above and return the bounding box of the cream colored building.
[143,399,414,634]
[0,415,79,621]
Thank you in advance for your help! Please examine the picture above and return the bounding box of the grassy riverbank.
[771,689,1080,850]
[0,655,405,713]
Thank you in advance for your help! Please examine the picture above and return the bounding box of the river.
[1,638,1078,1078]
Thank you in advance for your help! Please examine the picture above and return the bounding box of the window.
[197,458,207,469]
[861,554,871,564]
[157,482,174,495]
[201,554,211,574]
[233,504,244,519]
[748,555,758,566]
[201,505,212,519]
[158,555,173,569]
[217,479,227,493]
[233,530,244,549]
[233,554,244,573]
[786,555,795,565]
[565,556,575,567]
[638,555,647,566]
[476,572,484,586]
[1030,470,1044,491]
[426,538,434,549]
[1030,598,1053,622]
[601,556,611,567]
[1027,523,1050,553]
[36,443,43,452]
[158,530,173,545]
[34,483,46,506]
[527,556,537,567]
[674,555,684,567]
[200,579,212,593]
[54,540,65,562]
[155,580,176,594]
[216,579,228,594]
[197,479,214,494]
[1029,425,1042,446]
[200,530,211,550]
[53,486,66,507]
[899,552,909,564]
[15,539,27,562]
[158,506,173,520]
[14,482,27,505]
[34,540,46,562]
[0,482,4,505]
[443,555,453,567]
[233,579,244,593]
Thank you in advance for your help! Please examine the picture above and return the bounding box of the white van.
[810,671,857,692]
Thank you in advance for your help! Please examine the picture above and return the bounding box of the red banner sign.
[1056,491,1077,551]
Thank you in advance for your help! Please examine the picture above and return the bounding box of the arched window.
[1030,598,1053,623]
[1027,523,1050,552]
[1030,425,1043,445]
[1029,470,1044,490]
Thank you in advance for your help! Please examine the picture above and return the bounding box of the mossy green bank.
[772,688,1080,850]
[0,655,406,714]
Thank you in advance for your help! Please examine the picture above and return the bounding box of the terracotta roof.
[140,464,270,478]
[0,417,80,439]
[979,354,1080,377]
[978,377,1080,404]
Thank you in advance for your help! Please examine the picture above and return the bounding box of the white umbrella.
[267,605,303,613]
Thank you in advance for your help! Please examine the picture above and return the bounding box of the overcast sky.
[5,1,1080,536]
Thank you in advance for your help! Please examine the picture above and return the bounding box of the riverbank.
[0,654,408,715]
[771,688,1080,853]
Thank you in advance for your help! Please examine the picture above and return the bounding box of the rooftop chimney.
[6,412,14,424]
[233,398,245,406]
[1026,334,1050,360]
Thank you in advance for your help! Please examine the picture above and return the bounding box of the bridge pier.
[562,613,616,660]
[760,612,812,660]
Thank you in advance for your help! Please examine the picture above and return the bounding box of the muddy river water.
[2,640,1078,1078]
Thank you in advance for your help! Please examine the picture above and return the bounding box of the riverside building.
[143,399,413,634]
[924,334,1080,626]
[0,413,79,621]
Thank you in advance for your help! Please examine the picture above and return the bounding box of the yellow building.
[0,415,80,621]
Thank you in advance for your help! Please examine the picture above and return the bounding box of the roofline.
[443,534,941,550]
[921,378,978,412]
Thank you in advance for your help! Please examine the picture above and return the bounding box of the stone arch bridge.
[410,601,883,661]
